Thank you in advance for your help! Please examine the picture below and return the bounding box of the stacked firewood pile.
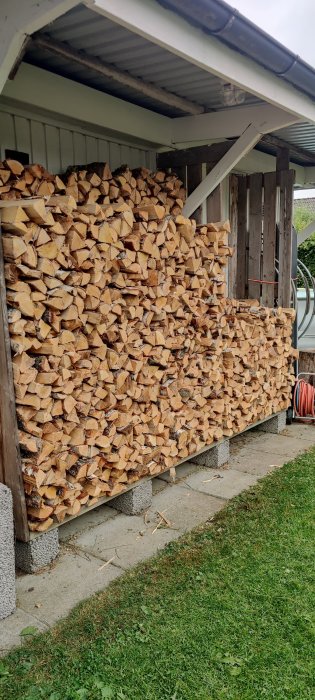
[0,159,185,216]
[0,159,296,533]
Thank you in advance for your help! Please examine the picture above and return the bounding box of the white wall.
[0,99,156,173]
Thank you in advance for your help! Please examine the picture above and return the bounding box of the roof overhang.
[1,0,315,173]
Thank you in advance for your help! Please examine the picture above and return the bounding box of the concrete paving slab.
[0,607,49,656]
[152,477,167,495]
[73,483,221,570]
[185,468,258,500]
[74,513,180,570]
[59,504,118,542]
[229,449,284,476]
[151,483,223,531]
[281,423,315,442]
[158,460,201,483]
[242,433,314,458]
[16,549,121,627]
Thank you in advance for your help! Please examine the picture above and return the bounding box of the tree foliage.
[295,206,315,279]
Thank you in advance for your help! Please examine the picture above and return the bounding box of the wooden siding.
[0,102,155,173]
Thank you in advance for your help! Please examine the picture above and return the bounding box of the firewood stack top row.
[0,159,297,533]
[0,159,185,217]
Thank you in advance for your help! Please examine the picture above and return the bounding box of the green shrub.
[294,206,315,279]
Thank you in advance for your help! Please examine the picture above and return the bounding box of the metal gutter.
[158,0,315,103]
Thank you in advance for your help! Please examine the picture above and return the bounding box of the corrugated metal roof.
[275,123,315,156]
[20,2,315,160]
[24,4,260,118]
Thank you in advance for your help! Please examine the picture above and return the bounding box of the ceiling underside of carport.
[22,3,262,117]
[19,2,315,164]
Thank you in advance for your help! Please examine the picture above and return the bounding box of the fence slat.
[236,175,247,298]
[262,172,277,307]
[229,175,238,298]
[278,170,295,308]
[248,173,263,300]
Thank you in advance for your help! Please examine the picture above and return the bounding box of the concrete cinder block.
[16,529,59,573]
[258,411,287,435]
[191,439,230,468]
[0,484,16,619]
[112,480,152,515]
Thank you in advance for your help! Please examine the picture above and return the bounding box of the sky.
[231,0,315,67]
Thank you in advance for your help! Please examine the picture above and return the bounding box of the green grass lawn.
[1,451,314,700]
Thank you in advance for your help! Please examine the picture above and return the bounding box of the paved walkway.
[1,422,314,654]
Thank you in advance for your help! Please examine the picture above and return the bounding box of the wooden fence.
[229,170,295,307]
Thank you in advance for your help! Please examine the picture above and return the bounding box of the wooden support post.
[278,170,295,308]
[236,176,248,299]
[248,173,263,300]
[206,180,222,222]
[276,147,290,173]
[262,172,277,307]
[187,163,203,223]
[0,228,29,542]
[229,175,238,298]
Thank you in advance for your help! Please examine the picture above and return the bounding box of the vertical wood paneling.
[45,125,60,173]
[14,116,31,158]
[236,175,247,299]
[86,135,98,162]
[73,131,87,166]
[97,139,110,163]
[30,120,46,166]
[120,144,131,165]
[262,172,277,307]
[0,112,16,153]
[60,129,74,172]
[248,173,263,300]
[278,169,295,308]
[0,109,154,174]
[109,142,121,170]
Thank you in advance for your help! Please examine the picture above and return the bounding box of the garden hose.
[293,379,315,419]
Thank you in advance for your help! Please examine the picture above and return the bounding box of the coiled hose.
[293,379,315,419]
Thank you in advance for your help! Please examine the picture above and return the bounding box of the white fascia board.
[172,104,301,145]
[0,0,81,93]
[2,64,172,148]
[92,0,315,124]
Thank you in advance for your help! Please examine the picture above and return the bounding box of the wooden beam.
[278,169,295,308]
[183,124,261,218]
[262,172,277,307]
[277,148,290,173]
[0,0,80,94]
[248,173,263,300]
[262,133,315,166]
[32,34,204,117]
[172,104,301,145]
[236,176,248,298]
[0,227,29,542]
[228,175,238,297]
[157,142,233,168]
